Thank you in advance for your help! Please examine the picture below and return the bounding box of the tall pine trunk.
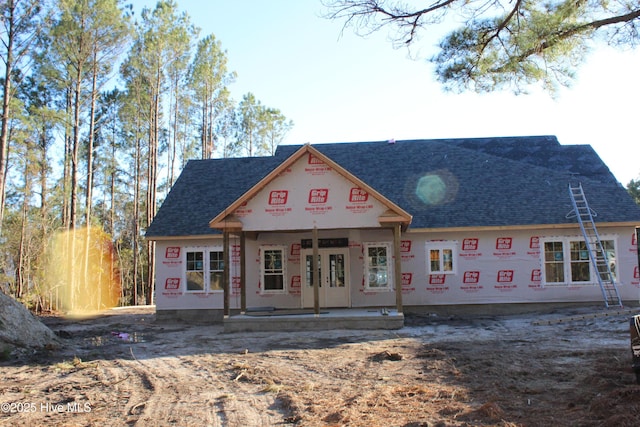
[85,55,99,226]
[70,67,83,230]
[62,89,72,229]
[69,69,84,309]
[83,54,99,297]
[0,0,16,231]
[16,161,30,298]
[145,70,160,305]
[108,126,116,237]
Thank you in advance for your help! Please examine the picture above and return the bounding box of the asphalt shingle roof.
[146,155,282,237]
[146,135,640,238]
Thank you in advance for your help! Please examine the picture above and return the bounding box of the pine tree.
[324,0,640,93]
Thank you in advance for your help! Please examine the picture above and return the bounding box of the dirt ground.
[1,305,640,427]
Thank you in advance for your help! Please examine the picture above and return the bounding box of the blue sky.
[131,0,640,185]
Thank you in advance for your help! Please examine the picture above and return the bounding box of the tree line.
[0,0,293,311]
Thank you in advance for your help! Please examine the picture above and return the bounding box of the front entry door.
[301,248,350,308]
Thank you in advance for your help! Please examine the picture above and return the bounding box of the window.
[569,241,590,283]
[426,241,457,275]
[601,240,617,280]
[209,251,224,291]
[543,241,564,283]
[541,238,617,286]
[185,247,224,292]
[363,242,392,290]
[186,251,205,291]
[261,246,286,293]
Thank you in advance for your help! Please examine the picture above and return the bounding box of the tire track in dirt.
[115,353,219,426]
[113,349,290,426]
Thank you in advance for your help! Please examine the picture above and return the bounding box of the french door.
[301,248,350,308]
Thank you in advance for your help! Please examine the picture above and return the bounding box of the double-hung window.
[186,251,205,291]
[363,242,392,291]
[541,237,617,286]
[426,241,457,275]
[209,251,224,291]
[569,241,591,283]
[185,247,224,292]
[261,246,286,293]
[543,241,565,283]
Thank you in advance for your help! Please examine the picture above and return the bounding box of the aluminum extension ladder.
[567,183,622,308]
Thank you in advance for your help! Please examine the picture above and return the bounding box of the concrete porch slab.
[223,308,404,332]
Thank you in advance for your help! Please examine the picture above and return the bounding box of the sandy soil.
[1,305,640,427]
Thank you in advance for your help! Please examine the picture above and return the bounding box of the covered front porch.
[223,307,404,332]
[214,223,408,331]
[208,144,413,331]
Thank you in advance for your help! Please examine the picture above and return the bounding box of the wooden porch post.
[312,226,320,315]
[393,223,403,314]
[240,231,246,314]
[223,231,230,317]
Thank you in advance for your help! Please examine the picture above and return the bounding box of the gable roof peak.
[208,142,412,230]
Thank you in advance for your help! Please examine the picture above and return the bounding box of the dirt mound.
[0,290,58,351]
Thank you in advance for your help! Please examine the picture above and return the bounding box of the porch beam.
[210,214,243,230]
[313,226,320,315]
[393,223,403,314]
[223,231,230,317]
[240,231,246,313]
